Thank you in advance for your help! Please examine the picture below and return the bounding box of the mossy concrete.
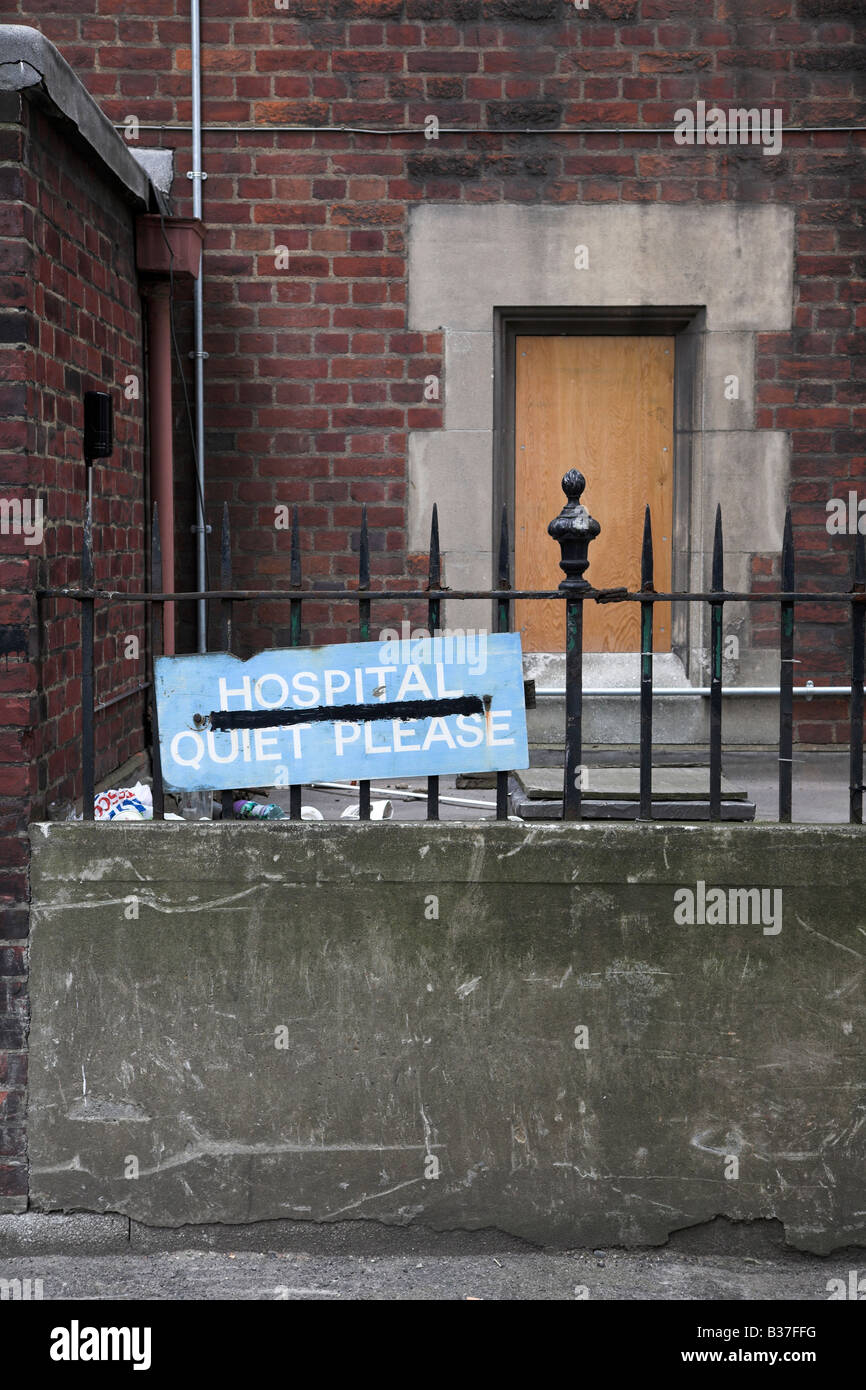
[26,821,866,1251]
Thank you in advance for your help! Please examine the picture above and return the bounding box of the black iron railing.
[35,469,866,825]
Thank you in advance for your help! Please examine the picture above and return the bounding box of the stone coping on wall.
[0,24,156,210]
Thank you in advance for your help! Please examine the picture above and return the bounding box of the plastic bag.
[94,782,153,821]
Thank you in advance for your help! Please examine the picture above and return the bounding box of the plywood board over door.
[514,335,674,653]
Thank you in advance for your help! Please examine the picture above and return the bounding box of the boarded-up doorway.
[514,336,674,653]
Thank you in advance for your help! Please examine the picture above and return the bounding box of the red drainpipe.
[135,216,205,656]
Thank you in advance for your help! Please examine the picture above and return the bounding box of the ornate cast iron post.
[549,471,601,820]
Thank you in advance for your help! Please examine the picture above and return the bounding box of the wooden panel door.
[514,335,673,653]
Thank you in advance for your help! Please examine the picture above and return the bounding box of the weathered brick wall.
[15,0,861,708]
[26,101,148,799]
[0,92,147,1206]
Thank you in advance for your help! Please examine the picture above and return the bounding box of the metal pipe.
[122,123,866,136]
[310,781,503,813]
[358,508,371,821]
[149,504,165,819]
[95,680,152,715]
[563,595,584,819]
[779,509,795,821]
[708,506,725,819]
[190,0,207,653]
[639,506,654,820]
[496,504,511,822]
[81,464,94,821]
[145,286,175,652]
[427,505,440,821]
[535,685,862,697]
[850,534,866,823]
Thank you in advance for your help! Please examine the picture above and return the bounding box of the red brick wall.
[27,102,148,800]
[14,0,862,692]
[0,92,147,1204]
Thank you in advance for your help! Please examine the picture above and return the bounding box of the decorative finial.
[562,469,586,501]
[548,471,601,591]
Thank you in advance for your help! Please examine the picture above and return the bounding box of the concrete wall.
[407,201,794,664]
[26,820,866,1253]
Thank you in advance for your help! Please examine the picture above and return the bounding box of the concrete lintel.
[0,25,153,209]
[409,203,795,333]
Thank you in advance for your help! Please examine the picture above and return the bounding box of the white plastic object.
[340,800,393,820]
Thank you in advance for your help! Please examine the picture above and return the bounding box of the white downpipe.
[310,781,507,813]
[191,0,207,653]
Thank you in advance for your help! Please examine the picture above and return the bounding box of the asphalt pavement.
[0,1245,860,1300]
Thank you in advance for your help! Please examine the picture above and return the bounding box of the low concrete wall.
[27,821,866,1252]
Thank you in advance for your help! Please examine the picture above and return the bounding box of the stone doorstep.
[457,760,749,791]
[516,766,750,801]
[509,790,757,822]
[527,748,730,767]
[511,766,757,821]
[455,771,499,789]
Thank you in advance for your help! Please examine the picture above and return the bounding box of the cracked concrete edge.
[0,1211,535,1257]
[0,25,154,210]
[127,1219,536,1256]
[2,1212,862,1258]
[0,1213,131,1255]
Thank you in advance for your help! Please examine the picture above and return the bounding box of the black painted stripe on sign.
[208,694,487,732]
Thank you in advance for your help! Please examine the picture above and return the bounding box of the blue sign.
[155,633,529,792]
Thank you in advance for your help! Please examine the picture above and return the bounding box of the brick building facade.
[10,0,863,675]
[0,2,864,1202]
